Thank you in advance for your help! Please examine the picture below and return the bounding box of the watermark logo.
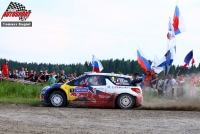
[1,2,32,27]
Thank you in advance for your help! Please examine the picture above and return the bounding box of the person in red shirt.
[144,71,154,91]
[1,60,9,77]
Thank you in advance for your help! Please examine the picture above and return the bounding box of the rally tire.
[49,91,67,107]
[117,94,135,109]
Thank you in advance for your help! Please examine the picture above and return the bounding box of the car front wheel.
[117,94,135,109]
[49,91,67,107]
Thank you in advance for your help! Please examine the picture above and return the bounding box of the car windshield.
[66,74,86,84]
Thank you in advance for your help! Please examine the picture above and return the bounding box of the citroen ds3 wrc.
[40,72,143,109]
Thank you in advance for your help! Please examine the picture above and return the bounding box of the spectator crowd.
[133,70,200,99]
[1,60,200,99]
[0,60,80,84]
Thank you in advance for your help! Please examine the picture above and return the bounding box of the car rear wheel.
[117,94,135,109]
[49,91,67,107]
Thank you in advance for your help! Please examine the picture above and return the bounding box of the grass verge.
[0,80,47,105]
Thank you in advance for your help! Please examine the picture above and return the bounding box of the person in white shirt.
[165,74,176,99]
[18,67,26,80]
[157,76,165,97]
[165,74,172,98]
[171,74,177,98]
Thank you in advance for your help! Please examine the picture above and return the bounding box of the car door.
[86,75,106,105]
[67,75,90,101]
[68,75,106,105]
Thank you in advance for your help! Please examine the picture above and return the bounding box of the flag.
[137,47,151,72]
[92,55,103,72]
[167,17,175,40]
[167,1,186,39]
[151,55,164,74]
[156,44,176,67]
[181,50,195,68]
[173,1,186,35]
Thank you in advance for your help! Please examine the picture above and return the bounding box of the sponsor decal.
[74,87,89,92]
[97,87,104,91]
[112,86,130,89]
[98,95,110,99]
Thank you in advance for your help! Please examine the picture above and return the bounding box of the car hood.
[50,83,63,89]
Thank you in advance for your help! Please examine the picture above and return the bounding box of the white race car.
[40,72,143,109]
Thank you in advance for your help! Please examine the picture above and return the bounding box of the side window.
[87,76,106,86]
[68,75,106,86]
[78,75,90,85]
[107,76,131,86]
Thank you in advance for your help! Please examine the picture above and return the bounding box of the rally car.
[40,72,143,109]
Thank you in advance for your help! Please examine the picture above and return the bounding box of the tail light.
[131,88,140,94]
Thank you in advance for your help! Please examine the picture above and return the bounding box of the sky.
[0,0,200,67]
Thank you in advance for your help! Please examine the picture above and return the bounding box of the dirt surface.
[0,104,200,134]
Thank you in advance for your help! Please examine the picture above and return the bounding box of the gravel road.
[0,104,200,134]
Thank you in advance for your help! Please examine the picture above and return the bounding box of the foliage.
[0,58,199,76]
[0,80,45,104]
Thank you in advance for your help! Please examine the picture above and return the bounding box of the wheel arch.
[115,93,136,108]
[47,88,67,103]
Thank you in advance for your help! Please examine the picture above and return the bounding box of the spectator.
[1,60,9,77]
[56,70,67,83]
[45,70,49,75]
[37,71,44,83]
[133,73,139,80]
[68,74,71,80]
[144,71,153,92]
[29,71,38,82]
[165,74,174,99]
[171,74,177,98]
[29,70,34,77]
[52,71,56,78]
[61,70,68,81]
[55,73,60,79]
[140,74,145,91]
[9,70,17,79]
[48,73,56,84]
[56,73,61,83]
[19,67,26,80]
[69,73,75,81]
[15,70,19,79]
[157,76,165,97]
[151,73,158,89]
[176,74,185,98]
[189,73,198,97]
[24,71,29,80]
[41,71,49,82]
[73,72,77,78]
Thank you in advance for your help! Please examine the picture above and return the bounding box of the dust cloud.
[138,83,200,111]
